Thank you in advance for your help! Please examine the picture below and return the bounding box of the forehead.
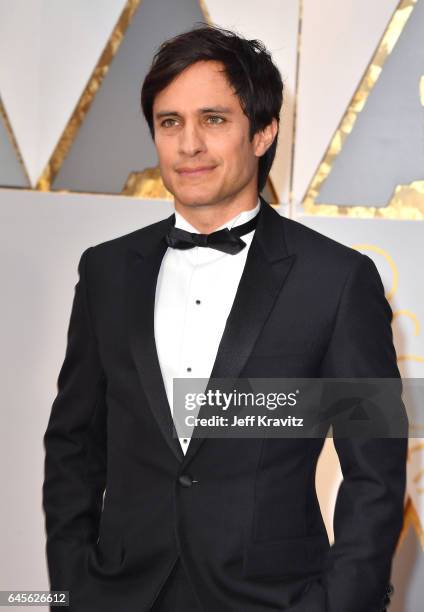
[153,60,239,110]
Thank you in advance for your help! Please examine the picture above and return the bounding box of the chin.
[174,189,221,208]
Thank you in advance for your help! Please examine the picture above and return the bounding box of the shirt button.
[178,474,193,487]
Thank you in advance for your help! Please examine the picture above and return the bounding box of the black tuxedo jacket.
[42,196,407,611]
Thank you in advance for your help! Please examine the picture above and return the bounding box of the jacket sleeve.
[42,247,107,593]
[319,253,408,612]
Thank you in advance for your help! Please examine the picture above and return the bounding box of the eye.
[207,115,225,125]
[160,118,178,128]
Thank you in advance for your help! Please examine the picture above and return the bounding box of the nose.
[178,121,206,156]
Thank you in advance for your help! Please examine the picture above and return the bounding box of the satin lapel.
[182,199,296,467]
[125,215,184,463]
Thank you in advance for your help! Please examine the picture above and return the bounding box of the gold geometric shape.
[351,243,398,301]
[198,0,213,24]
[303,0,422,219]
[0,96,31,185]
[123,167,173,199]
[35,0,215,194]
[288,0,304,215]
[261,176,280,206]
[36,0,142,191]
[398,496,424,551]
[387,180,424,219]
[397,354,424,363]
[393,310,421,336]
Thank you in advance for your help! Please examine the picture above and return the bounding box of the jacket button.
[178,474,193,487]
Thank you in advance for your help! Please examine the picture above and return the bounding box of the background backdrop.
[0,1,423,610]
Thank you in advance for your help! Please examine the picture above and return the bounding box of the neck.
[174,193,259,234]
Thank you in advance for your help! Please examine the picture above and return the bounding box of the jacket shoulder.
[281,214,363,271]
[84,213,173,258]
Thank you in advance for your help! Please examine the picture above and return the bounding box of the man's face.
[152,60,264,210]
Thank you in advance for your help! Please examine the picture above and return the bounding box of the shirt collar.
[174,197,261,233]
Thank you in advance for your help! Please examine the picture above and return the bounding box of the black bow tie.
[164,213,259,255]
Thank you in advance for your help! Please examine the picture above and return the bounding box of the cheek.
[155,133,174,154]
[215,135,247,165]
[222,139,255,176]
[156,145,174,172]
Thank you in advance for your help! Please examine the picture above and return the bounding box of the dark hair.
[140,23,284,193]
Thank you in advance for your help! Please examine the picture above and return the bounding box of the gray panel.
[53,0,206,193]
[317,0,424,207]
[0,115,29,187]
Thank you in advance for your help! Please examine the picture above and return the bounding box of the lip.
[176,166,216,175]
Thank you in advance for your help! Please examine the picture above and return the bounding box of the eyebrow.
[155,106,233,119]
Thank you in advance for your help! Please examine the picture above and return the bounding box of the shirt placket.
[177,246,209,449]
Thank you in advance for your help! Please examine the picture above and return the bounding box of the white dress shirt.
[154,198,260,454]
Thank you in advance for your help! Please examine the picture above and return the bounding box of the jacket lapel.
[126,214,185,463]
[125,197,296,467]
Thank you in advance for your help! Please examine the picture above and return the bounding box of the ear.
[253,118,279,157]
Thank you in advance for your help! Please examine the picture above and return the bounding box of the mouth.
[176,166,216,177]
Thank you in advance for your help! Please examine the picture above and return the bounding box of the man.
[42,25,407,611]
